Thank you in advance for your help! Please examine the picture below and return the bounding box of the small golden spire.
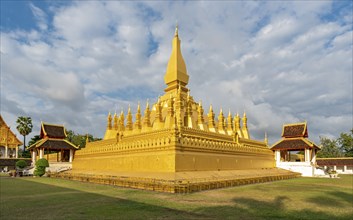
[119,110,125,131]
[107,112,112,129]
[126,105,133,131]
[175,22,178,36]
[143,99,151,127]
[113,112,118,130]
[134,102,142,130]
[264,132,268,145]
[209,104,213,113]
[218,108,225,133]
[86,134,89,143]
[208,104,216,132]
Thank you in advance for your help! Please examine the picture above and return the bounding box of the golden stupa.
[59,26,298,193]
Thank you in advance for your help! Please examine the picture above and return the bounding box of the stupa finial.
[164,23,189,93]
[175,21,178,36]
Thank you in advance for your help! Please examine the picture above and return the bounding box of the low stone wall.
[0,158,32,171]
[52,170,300,193]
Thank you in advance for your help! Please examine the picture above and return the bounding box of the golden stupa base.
[52,168,300,193]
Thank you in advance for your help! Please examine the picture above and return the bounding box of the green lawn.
[1,175,352,219]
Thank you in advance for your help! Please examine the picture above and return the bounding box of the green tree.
[66,130,101,149]
[317,137,343,158]
[337,129,353,157]
[16,116,33,152]
[28,135,41,147]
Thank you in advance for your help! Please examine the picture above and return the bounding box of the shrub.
[35,158,49,168]
[15,160,27,169]
[34,158,49,177]
[34,167,46,177]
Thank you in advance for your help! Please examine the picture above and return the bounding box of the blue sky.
[1,0,352,145]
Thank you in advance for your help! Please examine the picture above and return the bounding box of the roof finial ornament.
[175,20,178,36]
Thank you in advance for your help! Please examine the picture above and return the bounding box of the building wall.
[73,128,274,174]
[74,149,176,172]
[176,150,274,171]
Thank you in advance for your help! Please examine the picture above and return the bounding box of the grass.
[1,175,352,219]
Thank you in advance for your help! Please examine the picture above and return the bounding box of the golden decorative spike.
[107,112,112,129]
[119,111,125,131]
[155,98,163,123]
[185,93,195,128]
[175,22,178,36]
[143,100,151,127]
[242,111,247,127]
[134,102,142,130]
[113,112,118,130]
[86,134,89,143]
[242,111,250,139]
[264,132,268,145]
[164,26,189,93]
[197,101,204,123]
[227,109,233,134]
[126,105,133,131]
[233,113,243,138]
[208,105,216,132]
[218,108,225,134]
[164,94,176,129]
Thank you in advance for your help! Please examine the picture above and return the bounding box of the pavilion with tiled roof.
[271,122,322,176]
[28,122,78,164]
[270,122,321,176]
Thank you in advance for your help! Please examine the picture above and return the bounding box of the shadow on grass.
[0,177,207,220]
[194,195,352,220]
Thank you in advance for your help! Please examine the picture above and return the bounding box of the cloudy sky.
[1,0,352,145]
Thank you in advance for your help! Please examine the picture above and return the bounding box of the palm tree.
[16,116,33,151]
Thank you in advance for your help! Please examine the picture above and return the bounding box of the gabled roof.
[271,121,318,151]
[0,115,22,147]
[27,138,78,150]
[28,121,78,151]
[282,122,308,138]
[40,122,66,139]
[271,138,319,150]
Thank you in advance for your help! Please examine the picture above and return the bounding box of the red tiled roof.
[28,138,78,150]
[271,138,319,150]
[316,158,353,166]
[41,123,66,138]
[282,123,307,138]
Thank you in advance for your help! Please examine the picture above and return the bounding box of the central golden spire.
[164,25,189,93]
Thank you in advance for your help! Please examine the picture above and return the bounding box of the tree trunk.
[23,135,26,152]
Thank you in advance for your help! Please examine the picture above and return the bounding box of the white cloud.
[29,2,48,31]
[1,1,352,146]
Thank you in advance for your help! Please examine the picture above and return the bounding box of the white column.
[334,165,337,171]
[32,150,37,165]
[305,148,310,162]
[311,149,316,163]
[69,149,73,162]
[15,147,18,158]
[275,150,281,163]
[39,148,44,159]
[343,165,347,173]
[5,146,8,158]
